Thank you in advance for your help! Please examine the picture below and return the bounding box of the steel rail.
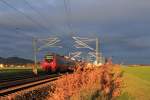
[0,74,57,89]
[0,74,60,96]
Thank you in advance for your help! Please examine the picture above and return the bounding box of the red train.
[40,53,76,73]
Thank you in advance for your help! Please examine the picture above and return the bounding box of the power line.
[63,0,73,32]
[15,28,36,38]
[23,0,52,33]
[0,0,51,33]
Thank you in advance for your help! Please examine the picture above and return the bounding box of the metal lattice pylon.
[72,36,101,64]
[72,36,96,51]
[69,51,82,60]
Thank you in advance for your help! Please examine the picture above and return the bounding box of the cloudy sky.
[0,0,150,64]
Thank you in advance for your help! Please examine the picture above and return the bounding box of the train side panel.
[56,56,68,72]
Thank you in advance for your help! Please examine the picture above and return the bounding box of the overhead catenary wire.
[63,0,73,33]
[15,28,36,38]
[0,0,51,33]
[63,0,76,53]
[0,2,37,39]
[23,0,53,33]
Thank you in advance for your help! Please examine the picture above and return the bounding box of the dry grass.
[48,60,123,100]
[100,63,123,100]
[48,68,101,100]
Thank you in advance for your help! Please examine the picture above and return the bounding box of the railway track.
[0,74,60,96]
[0,72,47,83]
[0,75,38,83]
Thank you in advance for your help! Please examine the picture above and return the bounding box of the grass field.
[117,66,150,100]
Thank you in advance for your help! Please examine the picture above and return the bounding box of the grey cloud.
[0,0,150,64]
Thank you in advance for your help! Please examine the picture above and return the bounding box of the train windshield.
[45,55,53,62]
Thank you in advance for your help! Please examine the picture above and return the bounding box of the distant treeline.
[124,64,150,67]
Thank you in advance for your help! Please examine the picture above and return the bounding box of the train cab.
[40,54,57,73]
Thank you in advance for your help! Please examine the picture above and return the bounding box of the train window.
[45,55,53,59]
[45,55,53,62]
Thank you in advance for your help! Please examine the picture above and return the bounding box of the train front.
[40,54,56,73]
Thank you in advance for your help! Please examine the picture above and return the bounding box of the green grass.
[0,67,43,74]
[123,67,150,82]
[118,66,150,100]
